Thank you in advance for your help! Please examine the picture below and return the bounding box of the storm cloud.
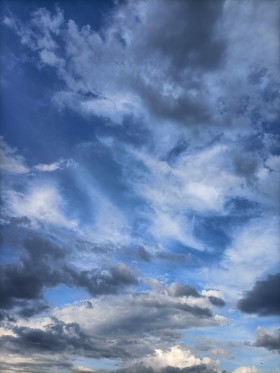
[237,273,280,316]
[0,235,138,316]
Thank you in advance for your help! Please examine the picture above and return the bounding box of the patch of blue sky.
[44,284,89,307]
[74,357,121,371]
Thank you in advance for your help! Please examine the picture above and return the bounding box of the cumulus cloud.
[0,235,139,317]
[254,327,280,353]
[53,285,226,353]
[237,273,280,316]
[135,345,220,370]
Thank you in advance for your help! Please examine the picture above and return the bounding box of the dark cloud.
[125,0,226,127]
[167,283,200,298]
[237,273,280,316]
[0,318,127,360]
[140,0,226,71]
[254,328,280,353]
[0,235,138,316]
[66,262,138,296]
[136,246,152,262]
[17,301,50,318]
[115,364,221,373]
[208,296,225,307]
[0,249,64,309]
[0,359,73,373]
[232,152,259,179]
[92,291,217,342]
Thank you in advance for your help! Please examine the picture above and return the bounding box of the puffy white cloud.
[138,345,219,369]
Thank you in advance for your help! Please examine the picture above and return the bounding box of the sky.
[0,0,279,372]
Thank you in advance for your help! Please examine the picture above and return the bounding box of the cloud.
[0,235,139,316]
[0,318,126,360]
[53,284,226,351]
[232,367,258,373]
[1,1,280,372]
[134,345,220,370]
[0,136,29,174]
[73,366,96,373]
[210,217,280,297]
[0,236,67,311]
[237,273,280,316]
[66,262,139,296]
[115,365,221,373]
[166,283,200,298]
[4,183,78,229]
[254,327,280,353]
[7,0,279,134]
[34,158,75,172]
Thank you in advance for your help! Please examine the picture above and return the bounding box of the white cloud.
[139,345,220,370]
[6,0,279,140]
[52,286,227,341]
[210,215,280,298]
[81,94,140,125]
[4,183,78,229]
[0,136,29,174]
[73,366,95,373]
[68,167,130,245]
[202,290,224,300]
[232,367,258,373]
[34,158,75,172]
[34,161,62,172]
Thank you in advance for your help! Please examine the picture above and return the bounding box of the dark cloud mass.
[0,319,127,359]
[66,262,138,296]
[237,273,280,316]
[115,365,221,373]
[0,235,138,316]
[208,296,225,307]
[141,0,225,71]
[254,328,280,353]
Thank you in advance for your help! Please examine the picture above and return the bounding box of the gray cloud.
[66,262,138,296]
[0,318,128,360]
[0,239,64,309]
[237,273,280,316]
[137,0,225,71]
[208,296,225,308]
[0,235,138,316]
[166,283,200,298]
[254,327,280,353]
[115,365,222,373]
[6,0,280,134]
[232,152,259,179]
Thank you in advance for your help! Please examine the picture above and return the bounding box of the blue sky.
[0,1,279,372]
